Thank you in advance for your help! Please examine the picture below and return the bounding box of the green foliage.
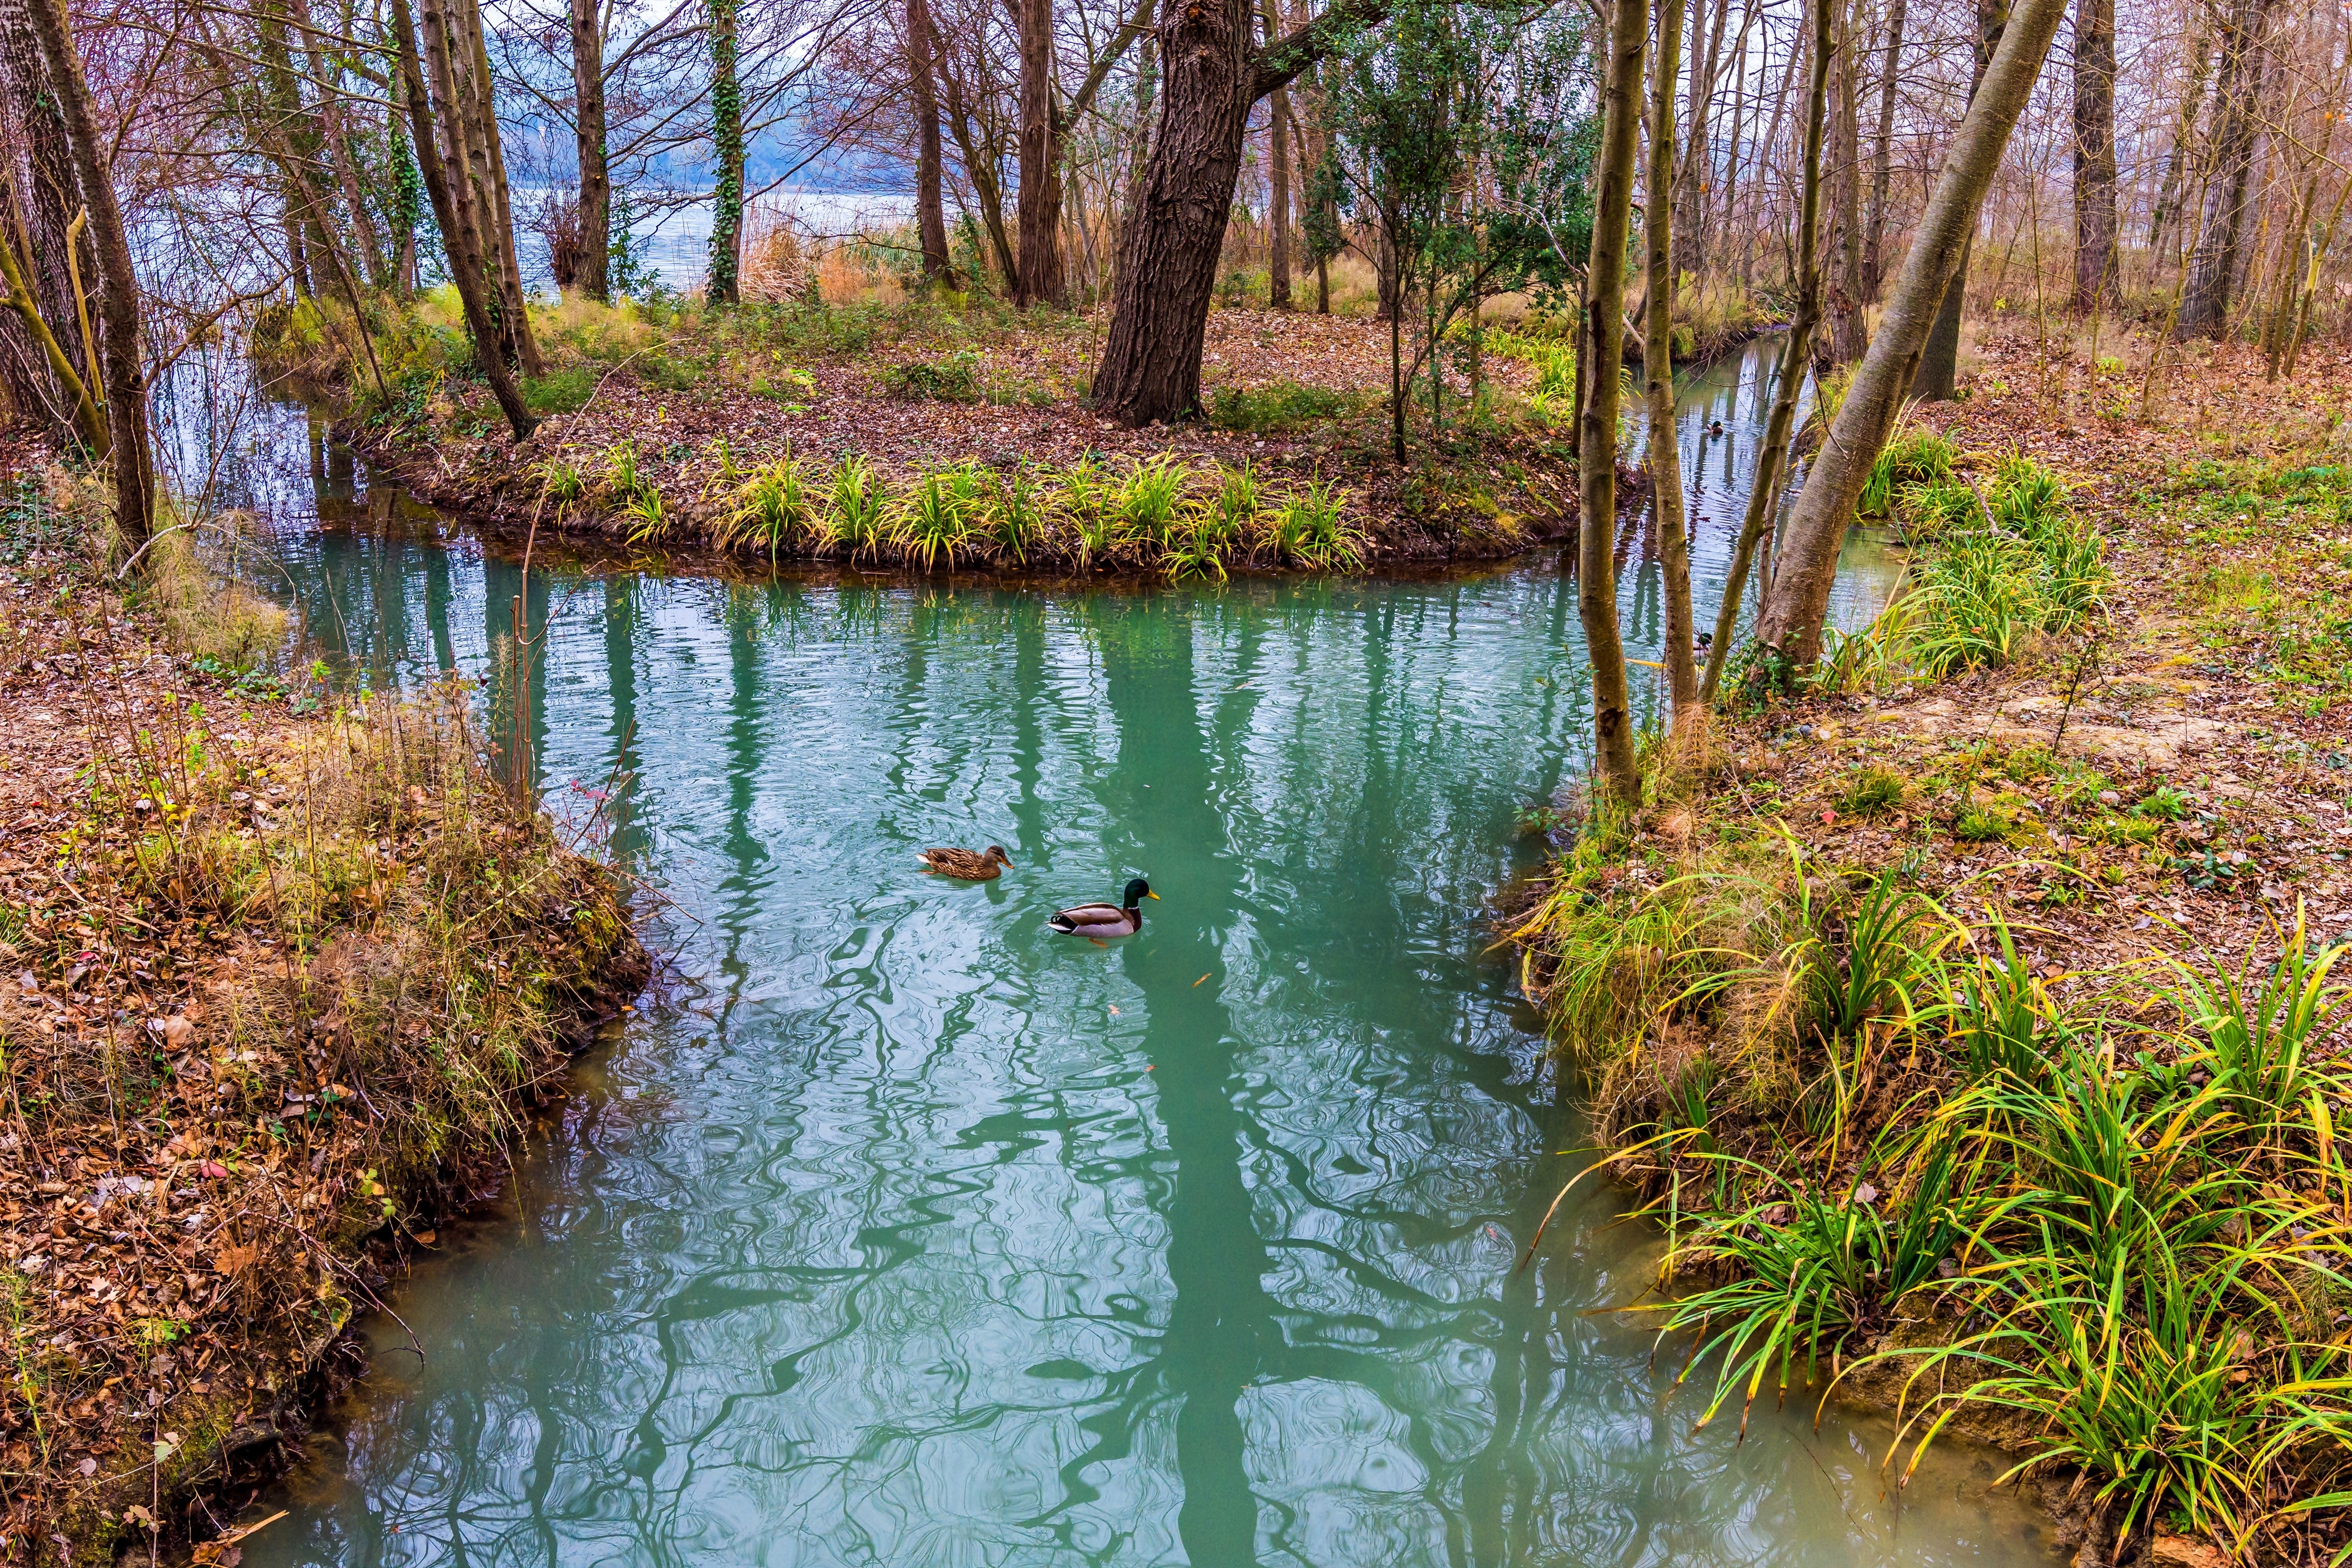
[1205,381,1362,432]
[892,464,982,570]
[522,366,595,415]
[1114,453,1189,545]
[1860,428,1957,515]
[825,455,889,559]
[725,454,815,557]
[883,350,982,401]
[1834,765,1907,818]
[1270,477,1362,570]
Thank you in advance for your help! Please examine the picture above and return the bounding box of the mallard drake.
[1047,878,1157,944]
[918,845,1013,880]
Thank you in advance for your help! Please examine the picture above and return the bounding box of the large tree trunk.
[1701,0,1831,705]
[1647,0,1697,727]
[1756,0,2070,671]
[571,0,611,300]
[2176,0,2276,337]
[1910,0,2006,400]
[394,0,537,439]
[1090,0,1379,424]
[908,0,953,282]
[1825,0,1866,363]
[1577,0,1644,805]
[1861,0,1902,300]
[22,0,152,547]
[707,0,745,304]
[1013,0,1062,305]
[2070,0,2115,311]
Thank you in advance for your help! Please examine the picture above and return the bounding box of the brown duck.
[918,845,1013,880]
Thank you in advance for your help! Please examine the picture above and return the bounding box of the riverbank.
[1506,329,2352,1567]
[0,440,649,1563]
[261,292,1669,578]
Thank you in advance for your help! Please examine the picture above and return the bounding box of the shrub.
[1115,453,1189,545]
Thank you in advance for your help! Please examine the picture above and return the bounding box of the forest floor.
[1506,325,2352,1568]
[275,292,1638,577]
[0,433,649,1564]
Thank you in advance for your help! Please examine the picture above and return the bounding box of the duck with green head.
[1047,878,1157,945]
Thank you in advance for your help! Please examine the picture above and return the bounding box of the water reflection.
[190,344,2041,1568]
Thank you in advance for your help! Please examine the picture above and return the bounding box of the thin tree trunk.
[1756,0,2070,670]
[1743,30,1798,291]
[395,0,536,438]
[293,0,389,288]
[2070,0,2115,311]
[1647,0,1697,726]
[1825,0,1866,363]
[940,64,1020,288]
[1013,0,1063,306]
[1702,0,1830,705]
[1912,0,2007,400]
[1266,27,1291,312]
[0,0,94,447]
[2177,0,2276,337]
[571,0,612,300]
[908,0,952,281]
[1577,0,1644,805]
[2150,18,2215,255]
[22,0,151,546]
[707,0,745,304]
[1675,0,1731,274]
[458,0,539,369]
[1862,0,1902,300]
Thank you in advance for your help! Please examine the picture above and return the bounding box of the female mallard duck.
[918,845,1013,880]
[1047,878,1157,944]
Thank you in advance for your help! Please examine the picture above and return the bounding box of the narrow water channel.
[168,341,2054,1566]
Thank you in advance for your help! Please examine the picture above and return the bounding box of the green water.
[192,346,2052,1567]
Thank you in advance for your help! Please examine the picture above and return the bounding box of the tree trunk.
[1267,72,1291,307]
[1090,0,1380,424]
[1702,0,1831,705]
[1013,0,1063,306]
[1647,0,1697,727]
[1911,0,2006,400]
[908,0,952,281]
[0,0,96,448]
[707,0,745,305]
[571,0,611,300]
[394,0,537,439]
[2149,19,2214,255]
[2177,0,2276,337]
[2070,0,2114,311]
[457,0,540,370]
[22,0,151,546]
[1674,0,1730,275]
[940,63,1020,288]
[1755,0,2069,671]
[1861,0,1902,300]
[1577,0,1644,805]
[1825,0,1866,363]
[293,0,389,288]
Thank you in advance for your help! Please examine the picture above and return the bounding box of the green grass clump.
[1860,428,1958,515]
[522,366,595,415]
[883,350,981,402]
[1205,381,1361,432]
[1835,765,1907,817]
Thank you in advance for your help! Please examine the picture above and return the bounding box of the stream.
[161,340,2057,1566]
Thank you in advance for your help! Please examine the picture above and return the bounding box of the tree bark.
[2176,0,2276,337]
[2149,18,2214,256]
[1675,0,1731,275]
[1577,0,1644,805]
[908,0,953,281]
[1702,0,1830,705]
[571,0,611,300]
[1861,0,1902,300]
[458,0,540,369]
[22,0,152,546]
[0,0,95,447]
[1647,0,1697,726]
[1756,0,2069,670]
[1090,0,1382,424]
[1910,0,2006,400]
[1013,0,1062,305]
[1266,20,1291,313]
[707,0,745,304]
[1825,0,1866,363]
[394,0,537,439]
[2070,0,2114,311]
